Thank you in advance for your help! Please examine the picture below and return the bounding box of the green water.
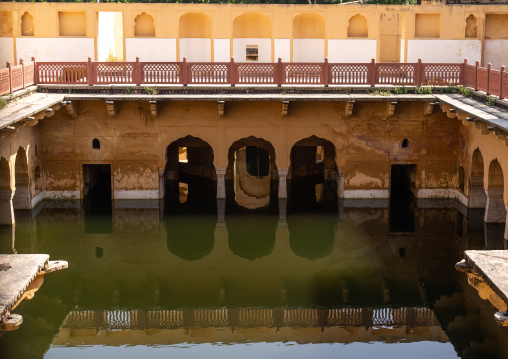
[1,199,508,358]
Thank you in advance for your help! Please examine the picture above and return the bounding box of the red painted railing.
[0,57,36,96]
[1,57,508,100]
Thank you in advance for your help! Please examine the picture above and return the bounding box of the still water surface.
[1,199,508,358]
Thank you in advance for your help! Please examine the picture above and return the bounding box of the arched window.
[402,138,409,148]
[92,138,100,150]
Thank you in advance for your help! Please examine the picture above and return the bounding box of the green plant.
[414,86,432,94]
[447,83,458,93]
[67,88,73,95]
[144,86,158,95]
[458,85,472,97]
[369,89,391,96]
[0,98,7,110]
[125,87,133,95]
[106,48,121,62]
[486,95,496,106]
[394,85,408,94]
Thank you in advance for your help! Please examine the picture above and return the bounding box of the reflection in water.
[1,200,508,359]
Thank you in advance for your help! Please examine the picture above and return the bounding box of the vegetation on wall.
[7,0,418,4]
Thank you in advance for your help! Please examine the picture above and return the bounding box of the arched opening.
[0,157,14,225]
[485,159,506,223]
[348,14,368,38]
[470,148,487,208]
[134,12,155,37]
[179,13,211,62]
[288,213,335,260]
[465,14,477,39]
[92,138,100,150]
[165,215,216,261]
[289,136,337,213]
[13,147,30,210]
[292,13,325,62]
[21,12,34,36]
[402,138,409,148]
[233,13,272,62]
[458,166,465,193]
[164,136,216,214]
[227,214,277,260]
[226,136,277,212]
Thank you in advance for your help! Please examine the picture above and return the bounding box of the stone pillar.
[0,189,15,225]
[484,189,506,223]
[337,169,345,199]
[12,178,31,210]
[469,176,487,208]
[216,169,226,199]
[158,170,165,199]
[278,169,288,199]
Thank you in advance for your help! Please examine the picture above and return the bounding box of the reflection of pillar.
[278,199,287,221]
[0,189,15,225]
[158,169,165,199]
[278,169,288,199]
[217,199,225,221]
[469,177,487,208]
[337,169,344,198]
[484,189,506,223]
[217,169,226,199]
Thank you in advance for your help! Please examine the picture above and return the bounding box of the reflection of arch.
[289,136,337,212]
[348,14,368,38]
[288,214,335,260]
[465,14,477,39]
[0,157,10,190]
[164,136,216,214]
[226,136,277,211]
[134,12,155,37]
[165,215,216,261]
[227,215,276,260]
[233,13,272,38]
[179,12,211,38]
[293,13,325,39]
[468,150,487,215]
[488,159,504,189]
[21,12,34,36]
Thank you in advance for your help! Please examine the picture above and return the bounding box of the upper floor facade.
[0,3,507,69]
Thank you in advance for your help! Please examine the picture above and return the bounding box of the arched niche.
[293,13,325,39]
[134,12,155,37]
[488,159,504,190]
[465,14,478,39]
[179,12,211,38]
[233,13,272,38]
[21,12,34,36]
[485,159,506,224]
[348,14,368,38]
[470,148,487,208]
[13,147,30,210]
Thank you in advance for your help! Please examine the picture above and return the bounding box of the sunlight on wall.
[98,12,123,61]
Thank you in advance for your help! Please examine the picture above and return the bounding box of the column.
[469,176,487,208]
[0,189,15,225]
[336,169,345,198]
[278,169,288,199]
[484,189,506,223]
[217,169,226,199]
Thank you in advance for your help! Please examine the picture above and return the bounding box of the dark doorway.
[83,164,112,234]
[389,164,416,233]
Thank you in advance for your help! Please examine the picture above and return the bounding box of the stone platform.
[0,254,67,331]
[457,250,508,326]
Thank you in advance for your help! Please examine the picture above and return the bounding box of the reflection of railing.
[3,57,506,100]
[62,307,439,331]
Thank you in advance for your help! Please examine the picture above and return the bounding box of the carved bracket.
[345,100,355,117]
[423,101,438,115]
[387,101,397,117]
[105,101,117,117]
[474,120,490,135]
[282,100,289,117]
[218,100,225,118]
[149,100,159,117]
[441,104,457,119]
[63,101,78,118]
